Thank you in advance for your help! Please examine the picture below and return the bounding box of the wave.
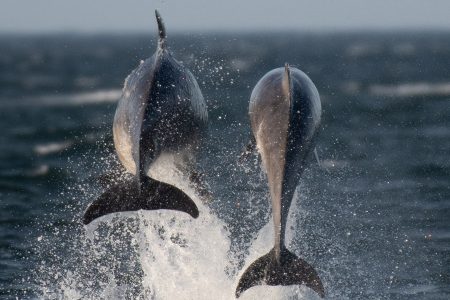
[34,141,74,155]
[0,164,50,179]
[370,82,450,97]
[25,164,50,177]
[1,89,122,108]
[41,89,122,106]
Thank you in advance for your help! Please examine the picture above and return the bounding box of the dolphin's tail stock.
[83,176,199,225]
[235,247,324,298]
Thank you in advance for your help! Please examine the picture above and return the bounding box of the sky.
[2,0,450,33]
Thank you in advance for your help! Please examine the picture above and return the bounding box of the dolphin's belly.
[249,69,290,233]
[113,58,155,175]
[113,121,136,173]
[254,99,290,206]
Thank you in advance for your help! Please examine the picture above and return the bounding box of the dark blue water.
[0,32,449,299]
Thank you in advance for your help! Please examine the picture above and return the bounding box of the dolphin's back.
[144,51,208,146]
[113,50,207,176]
[283,67,321,200]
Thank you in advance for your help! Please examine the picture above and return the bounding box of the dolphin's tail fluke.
[235,247,324,298]
[155,9,167,49]
[83,176,199,225]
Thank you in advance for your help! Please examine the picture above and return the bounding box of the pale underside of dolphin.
[236,65,324,298]
[83,10,208,225]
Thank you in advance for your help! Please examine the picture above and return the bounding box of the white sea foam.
[34,141,74,155]
[370,82,450,97]
[43,89,122,106]
[137,207,232,299]
[133,170,320,299]
[106,206,317,299]
[5,89,123,108]
[37,151,323,300]
[42,162,320,299]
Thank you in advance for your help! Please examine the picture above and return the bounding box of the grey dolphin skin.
[236,65,324,298]
[83,10,207,225]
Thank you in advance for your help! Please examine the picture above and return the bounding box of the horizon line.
[2,27,450,36]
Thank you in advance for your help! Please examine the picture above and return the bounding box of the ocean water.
[0,32,449,299]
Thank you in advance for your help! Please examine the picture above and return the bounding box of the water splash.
[36,162,325,300]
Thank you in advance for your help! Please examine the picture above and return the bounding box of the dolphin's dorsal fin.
[155,10,167,49]
[282,63,292,104]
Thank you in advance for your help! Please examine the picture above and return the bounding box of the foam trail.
[135,156,234,299]
[137,207,232,299]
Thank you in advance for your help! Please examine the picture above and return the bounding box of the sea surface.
[0,31,449,299]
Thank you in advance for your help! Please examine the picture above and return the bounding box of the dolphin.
[83,10,208,225]
[236,65,324,298]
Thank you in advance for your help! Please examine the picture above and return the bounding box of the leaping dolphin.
[236,65,324,298]
[83,10,208,225]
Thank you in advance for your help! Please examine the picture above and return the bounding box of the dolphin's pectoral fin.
[235,248,324,298]
[83,176,199,225]
[238,135,257,166]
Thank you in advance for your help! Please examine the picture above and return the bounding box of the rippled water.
[0,32,449,299]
